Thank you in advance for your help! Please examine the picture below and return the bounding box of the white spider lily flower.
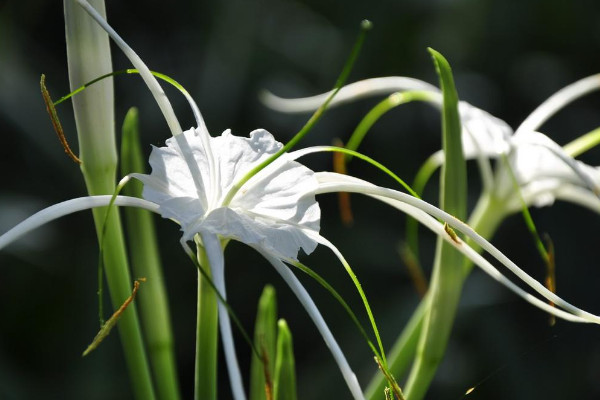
[264,75,600,213]
[133,127,320,260]
[1,1,365,399]
[498,131,600,212]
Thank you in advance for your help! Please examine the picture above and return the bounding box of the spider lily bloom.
[266,74,600,399]
[1,1,363,400]
[263,74,600,218]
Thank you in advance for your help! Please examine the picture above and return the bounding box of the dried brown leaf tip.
[82,278,146,357]
[260,343,273,400]
[40,74,81,164]
[332,138,354,226]
[543,234,557,326]
[398,242,428,298]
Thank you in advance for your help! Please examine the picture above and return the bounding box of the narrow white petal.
[0,196,159,251]
[314,172,600,324]
[200,232,247,400]
[75,0,182,137]
[260,77,439,113]
[516,74,600,135]
[513,132,600,197]
[260,251,365,400]
[551,185,600,213]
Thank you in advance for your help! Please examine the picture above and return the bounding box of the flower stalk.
[63,1,155,399]
[194,240,219,400]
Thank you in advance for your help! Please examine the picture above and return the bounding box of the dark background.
[2,0,600,399]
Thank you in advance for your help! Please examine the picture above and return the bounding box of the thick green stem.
[64,1,155,398]
[122,108,181,400]
[195,243,219,400]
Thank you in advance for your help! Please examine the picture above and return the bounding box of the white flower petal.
[260,251,365,400]
[76,0,182,136]
[314,172,600,324]
[201,232,246,400]
[0,196,159,251]
[260,77,439,113]
[459,102,513,158]
[509,132,600,202]
[136,127,320,260]
[516,74,600,135]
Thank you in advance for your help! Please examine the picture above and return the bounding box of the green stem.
[364,300,426,399]
[64,1,155,398]
[195,243,219,400]
[95,207,156,400]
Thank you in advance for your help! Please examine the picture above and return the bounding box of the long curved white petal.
[260,77,439,113]
[552,185,600,213]
[314,172,600,324]
[76,0,183,137]
[76,0,219,208]
[0,195,159,251]
[200,232,246,400]
[516,74,600,135]
[260,251,365,400]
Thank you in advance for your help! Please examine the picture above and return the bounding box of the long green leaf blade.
[273,320,297,400]
[249,285,278,400]
[121,107,181,400]
[404,48,467,400]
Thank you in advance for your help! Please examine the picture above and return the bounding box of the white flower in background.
[263,75,600,215]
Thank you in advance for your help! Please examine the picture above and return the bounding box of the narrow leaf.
[121,107,182,400]
[273,320,297,400]
[404,49,467,400]
[249,285,278,400]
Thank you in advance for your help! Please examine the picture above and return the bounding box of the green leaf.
[273,320,297,400]
[404,49,467,400]
[249,285,278,400]
[429,48,467,219]
[121,108,182,400]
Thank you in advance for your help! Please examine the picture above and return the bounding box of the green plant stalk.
[121,108,181,400]
[273,320,297,400]
[249,285,278,400]
[563,126,600,157]
[195,241,219,400]
[365,300,425,399]
[64,1,155,399]
[403,49,467,400]
[365,191,506,400]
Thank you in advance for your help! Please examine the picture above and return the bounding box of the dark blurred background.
[2,0,600,399]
